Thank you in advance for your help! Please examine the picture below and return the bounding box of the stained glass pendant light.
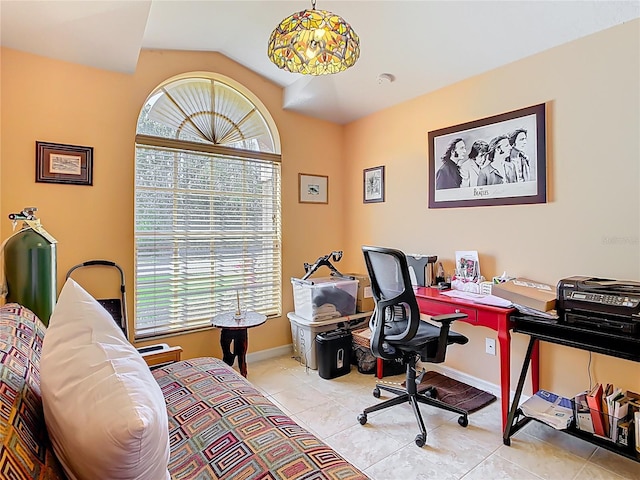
[267,0,360,75]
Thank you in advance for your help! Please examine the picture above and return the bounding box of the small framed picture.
[299,173,328,204]
[455,250,481,282]
[363,166,385,203]
[36,141,93,186]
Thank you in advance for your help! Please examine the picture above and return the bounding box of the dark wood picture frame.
[363,165,385,203]
[428,103,546,209]
[36,141,93,186]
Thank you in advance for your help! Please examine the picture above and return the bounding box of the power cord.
[587,351,593,391]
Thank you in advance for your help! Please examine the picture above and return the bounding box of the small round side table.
[211,311,266,377]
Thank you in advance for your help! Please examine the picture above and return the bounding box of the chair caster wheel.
[373,387,381,398]
[358,414,367,425]
[458,415,468,427]
[415,433,426,447]
[424,387,436,398]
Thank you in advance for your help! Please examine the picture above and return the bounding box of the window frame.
[133,75,282,340]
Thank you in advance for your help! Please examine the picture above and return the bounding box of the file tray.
[586,408,636,450]
[577,395,637,451]
[291,277,357,321]
[522,389,635,454]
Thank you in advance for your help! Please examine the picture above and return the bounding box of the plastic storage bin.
[288,312,368,370]
[316,330,352,379]
[291,277,358,321]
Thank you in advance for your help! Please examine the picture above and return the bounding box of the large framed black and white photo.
[428,103,546,209]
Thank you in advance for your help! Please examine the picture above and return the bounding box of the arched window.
[134,75,281,338]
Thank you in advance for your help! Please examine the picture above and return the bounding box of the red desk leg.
[377,358,383,379]
[412,287,539,433]
[497,327,511,431]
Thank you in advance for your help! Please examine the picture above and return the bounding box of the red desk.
[413,287,539,430]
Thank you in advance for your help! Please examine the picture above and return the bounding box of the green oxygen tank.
[3,207,57,325]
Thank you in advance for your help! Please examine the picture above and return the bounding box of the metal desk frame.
[503,315,640,463]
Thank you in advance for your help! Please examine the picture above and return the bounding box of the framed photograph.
[428,103,546,209]
[36,141,93,186]
[298,173,328,204]
[363,166,385,203]
[455,250,481,283]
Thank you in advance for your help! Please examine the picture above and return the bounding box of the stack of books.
[575,384,640,451]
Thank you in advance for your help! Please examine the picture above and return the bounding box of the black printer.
[557,276,640,336]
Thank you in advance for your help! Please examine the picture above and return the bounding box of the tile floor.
[246,354,640,480]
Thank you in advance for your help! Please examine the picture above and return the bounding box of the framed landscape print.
[428,103,546,209]
[36,141,93,186]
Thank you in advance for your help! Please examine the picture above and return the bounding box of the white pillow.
[41,278,170,480]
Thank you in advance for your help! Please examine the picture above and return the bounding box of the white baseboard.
[246,344,293,363]
[420,362,501,398]
[420,362,530,403]
[247,344,529,403]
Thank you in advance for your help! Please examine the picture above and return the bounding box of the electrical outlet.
[485,337,496,356]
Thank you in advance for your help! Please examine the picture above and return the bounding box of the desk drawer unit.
[417,298,478,324]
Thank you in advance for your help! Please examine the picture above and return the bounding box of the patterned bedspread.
[153,358,368,480]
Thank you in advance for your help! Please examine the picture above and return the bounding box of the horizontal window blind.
[134,145,281,338]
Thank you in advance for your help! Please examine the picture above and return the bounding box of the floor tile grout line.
[250,354,640,479]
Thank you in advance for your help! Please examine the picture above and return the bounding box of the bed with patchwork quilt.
[0,302,367,480]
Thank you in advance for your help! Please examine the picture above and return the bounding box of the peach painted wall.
[1,20,638,397]
[341,20,640,397]
[0,48,345,358]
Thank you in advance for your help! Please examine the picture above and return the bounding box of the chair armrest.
[429,313,467,363]
[430,312,468,324]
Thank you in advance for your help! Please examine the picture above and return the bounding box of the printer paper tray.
[564,312,639,336]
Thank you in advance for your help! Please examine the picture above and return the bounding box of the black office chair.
[357,245,470,447]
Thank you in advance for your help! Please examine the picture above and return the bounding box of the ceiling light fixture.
[267,0,360,75]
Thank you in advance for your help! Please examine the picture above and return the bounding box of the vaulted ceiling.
[1,1,638,124]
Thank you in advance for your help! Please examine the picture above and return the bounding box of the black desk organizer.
[503,314,640,463]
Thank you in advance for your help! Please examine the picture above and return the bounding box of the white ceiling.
[1,1,639,124]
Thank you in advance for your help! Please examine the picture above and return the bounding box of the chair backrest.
[362,246,421,360]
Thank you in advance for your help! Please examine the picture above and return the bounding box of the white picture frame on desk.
[455,250,481,283]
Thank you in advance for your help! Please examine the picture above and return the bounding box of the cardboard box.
[346,273,375,313]
[356,298,375,313]
[492,278,556,312]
